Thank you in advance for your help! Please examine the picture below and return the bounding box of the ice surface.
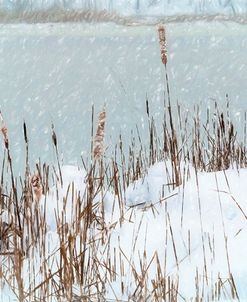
[0,22,247,171]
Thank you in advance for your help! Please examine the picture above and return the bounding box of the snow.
[2,162,247,301]
[126,161,177,207]
[39,165,87,231]
[115,162,247,299]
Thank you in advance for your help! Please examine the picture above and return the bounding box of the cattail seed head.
[0,111,9,149]
[51,123,57,147]
[158,24,168,65]
[23,121,28,144]
[93,109,106,160]
[31,173,42,203]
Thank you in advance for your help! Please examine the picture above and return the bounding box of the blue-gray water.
[0,22,246,171]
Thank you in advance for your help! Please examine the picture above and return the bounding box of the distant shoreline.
[0,9,246,25]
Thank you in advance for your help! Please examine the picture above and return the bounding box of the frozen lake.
[0,21,247,169]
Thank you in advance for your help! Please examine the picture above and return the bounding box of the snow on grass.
[40,165,87,231]
[1,162,247,301]
[114,162,247,299]
[43,164,247,299]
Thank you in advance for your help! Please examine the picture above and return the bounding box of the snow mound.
[126,161,177,207]
[39,163,247,299]
[120,162,247,299]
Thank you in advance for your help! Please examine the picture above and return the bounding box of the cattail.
[51,123,57,147]
[23,120,28,144]
[31,173,42,203]
[51,123,63,186]
[158,24,168,65]
[0,111,8,149]
[93,109,106,160]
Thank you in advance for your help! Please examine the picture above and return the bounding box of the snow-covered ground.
[1,162,247,301]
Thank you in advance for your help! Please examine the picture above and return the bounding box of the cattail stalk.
[158,25,181,187]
